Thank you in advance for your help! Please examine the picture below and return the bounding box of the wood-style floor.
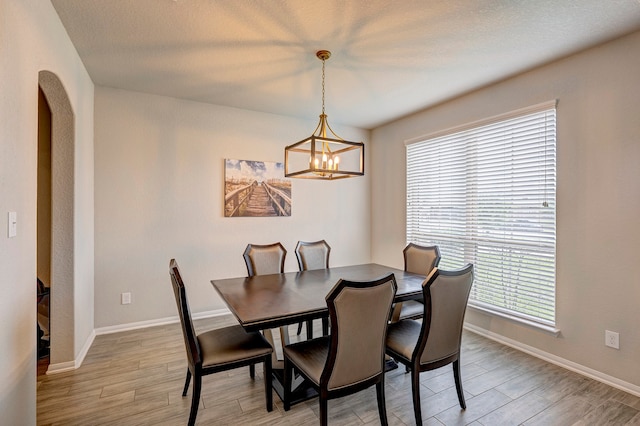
[37,315,640,425]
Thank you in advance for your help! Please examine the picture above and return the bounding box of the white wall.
[371,31,640,388]
[0,0,94,423]
[94,88,371,328]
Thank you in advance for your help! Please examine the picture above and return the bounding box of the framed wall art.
[224,159,292,217]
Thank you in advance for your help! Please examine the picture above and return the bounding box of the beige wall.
[0,0,94,422]
[93,87,371,327]
[371,31,640,388]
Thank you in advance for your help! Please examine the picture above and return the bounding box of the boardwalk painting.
[224,159,292,217]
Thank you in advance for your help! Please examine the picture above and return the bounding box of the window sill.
[467,304,561,337]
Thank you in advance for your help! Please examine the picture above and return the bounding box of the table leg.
[261,326,319,406]
[306,320,313,339]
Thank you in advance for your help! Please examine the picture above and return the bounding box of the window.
[406,101,557,329]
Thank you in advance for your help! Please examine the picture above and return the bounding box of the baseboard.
[46,360,76,375]
[193,308,231,321]
[94,308,231,335]
[46,309,230,374]
[46,329,96,375]
[464,322,640,398]
[95,315,179,335]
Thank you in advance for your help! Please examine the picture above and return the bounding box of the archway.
[38,71,75,367]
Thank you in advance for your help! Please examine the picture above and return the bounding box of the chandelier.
[284,50,364,180]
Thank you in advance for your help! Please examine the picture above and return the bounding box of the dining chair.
[283,273,397,426]
[243,242,290,370]
[295,239,330,270]
[390,243,441,322]
[294,240,331,336]
[243,242,287,277]
[169,259,273,426]
[385,264,474,426]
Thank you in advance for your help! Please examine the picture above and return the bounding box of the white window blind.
[407,102,557,327]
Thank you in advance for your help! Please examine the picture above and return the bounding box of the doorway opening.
[37,87,52,371]
[38,70,75,374]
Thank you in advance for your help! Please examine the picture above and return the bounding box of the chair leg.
[319,396,328,426]
[296,322,303,335]
[283,358,292,411]
[321,317,329,336]
[375,380,389,426]
[453,359,466,409]
[182,368,191,396]
[411,366,423,426]
[188,373,202,426]
[249,363,255,379]
[264,356,273,412]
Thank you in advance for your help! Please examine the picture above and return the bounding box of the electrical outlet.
[121,292,132,305]
[605,330,619,349]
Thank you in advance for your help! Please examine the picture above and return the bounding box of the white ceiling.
[51,0,640,129]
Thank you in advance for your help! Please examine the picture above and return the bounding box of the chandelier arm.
[323,119,346,141]
[312,117,323,136]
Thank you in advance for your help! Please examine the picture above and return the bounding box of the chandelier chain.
[321,57,325,115]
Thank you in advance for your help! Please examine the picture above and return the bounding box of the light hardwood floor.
[37,315,640,425]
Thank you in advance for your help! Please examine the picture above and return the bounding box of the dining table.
[211,263,426,404]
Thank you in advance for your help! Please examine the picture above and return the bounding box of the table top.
[211,263,425,332]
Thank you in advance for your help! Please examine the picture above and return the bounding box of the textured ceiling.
[51,0,640,129]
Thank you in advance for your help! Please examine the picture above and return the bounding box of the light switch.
[8,212,17,238]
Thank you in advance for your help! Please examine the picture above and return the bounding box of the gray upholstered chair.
[283,273,397,426]
[294,240,331,336]
[390,243,441,322]
[385,264,474,426]
[243,242,291,370]
[169,259,273,426]
[243,242,287,277]
[295,239,330,271]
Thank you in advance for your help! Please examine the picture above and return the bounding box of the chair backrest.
[295,240,331,271]
[403,243,441,276]
[416,264,474,365]
[169,259,202,367]
[321,273,397,391]
[243,243,287,277]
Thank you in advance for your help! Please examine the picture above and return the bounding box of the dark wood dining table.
[211,263,425,332]
[211,263,426,405]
